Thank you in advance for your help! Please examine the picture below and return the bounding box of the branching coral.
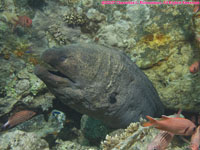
[101,122,146,150]
[101,120,189,150]
[63,11,88,27]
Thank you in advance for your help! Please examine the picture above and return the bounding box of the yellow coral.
[141,32,171,49]
[15,42,31,52]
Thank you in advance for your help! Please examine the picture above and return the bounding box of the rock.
[0,130,49,150]
[97,20,131,48]
[27,0,46,9]
[86,8,105,21]
[80,115,109,144]
[15,79,30,94]
[81,0,93,8]
[52,139,98,150]
[0,55,24,97]
[34,43,164,128]
[0,63,52,118]
[101,114,188,150]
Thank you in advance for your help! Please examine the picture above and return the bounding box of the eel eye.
[193,127,196,132]
[60,56,67,62]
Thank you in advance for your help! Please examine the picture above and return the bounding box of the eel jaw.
[34,65,75,88]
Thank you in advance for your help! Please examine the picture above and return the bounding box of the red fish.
[147,110,181,150]
[190,61,200,74]
[190,126,200,150]
[198,115,200,125]
[2,110,36,129]
[193,0,200,13]
[143,115,196,136]
[13,16,32,28]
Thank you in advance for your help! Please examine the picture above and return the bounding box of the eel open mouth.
[48,70,76,84]
[34,64,76,87]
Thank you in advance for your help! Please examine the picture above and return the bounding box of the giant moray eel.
[34,43,164,128]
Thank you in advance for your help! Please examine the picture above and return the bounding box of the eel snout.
[34,65,75,87]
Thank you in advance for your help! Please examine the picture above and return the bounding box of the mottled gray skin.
[34,43,164,128]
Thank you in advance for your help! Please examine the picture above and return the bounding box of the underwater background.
[0,0,200,149]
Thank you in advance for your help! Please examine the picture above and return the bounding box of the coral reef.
[97,20,132,48]
[101,121,188,150]
[0,0,200,149]
[58,0,79,6]
[63,11,87,27]
[0,63,53,118]
[52,140,98,150]
[47,23,81,46]
[101,122,144,150]
[93,2,200,112]
[5,64,45,96]
[0,53,25,95]
[132,32,171,69]
[62,7,103,34]
[81,0,93,8]
[0,130,49,150]
[86,8,105,22]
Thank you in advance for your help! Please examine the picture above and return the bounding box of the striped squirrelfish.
[193,0,200,13]
[143,115,196,136]
[147,131,174,150]
[190,126,200,150]
[147,110,181,150]
[13,16,32,28]
[2,110,36,129]
[190,61,200,74]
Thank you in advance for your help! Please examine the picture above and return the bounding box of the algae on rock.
[0,130,49,150]
[0,63,53,118]
[52,140,99,150]
[94,2,199,112]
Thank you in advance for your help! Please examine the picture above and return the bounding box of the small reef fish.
[147,131,174,150]
[13,16,32,28]
[147,110,181,150]
[2,110,36,129]
[198,115,200,125]
[190,61,200,74]
[190,126,200,150]
[143,115,196,136]
[193,0,200,13]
